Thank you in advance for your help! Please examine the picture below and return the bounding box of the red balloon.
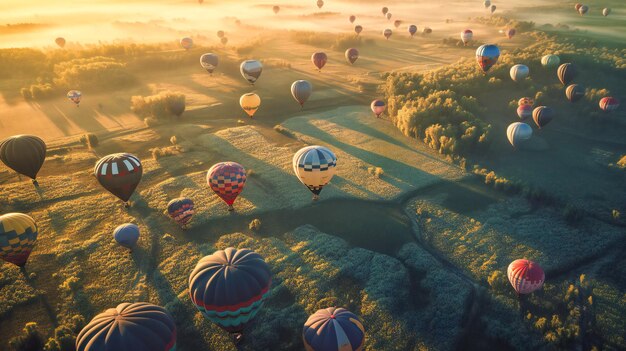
[507,259,544,294]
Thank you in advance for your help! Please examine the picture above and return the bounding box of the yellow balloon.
[239,93,261,118]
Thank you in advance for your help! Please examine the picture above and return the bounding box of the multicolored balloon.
[312,52,328,71]
[76,302,176,351]
[240,93,261,118]
[476,44,500,73]
[507,259,544,294]
[510,64,529,82]
[0,135,46,184]
[55,37,66,48]
[189,247,271,333]
[291,80,313,108]
[517,105,532,120]
[461,29,473,45]
[303,307,366,351]
[565,84,585,103]
[94,153,142,205]
[240,60,263,85]
[67,90,82,106]
[532,106,554,129]
[371,99,386,117]
[383,28,393,39]
[180,37,193,50]
[207,162,246,211]
[599,97,619,112]
[345,48,359,64]
[0,213,38,267]
[541,54,560,68]
[518,97,534,106]
[506,122,532,147]
[113,223,139,250]
[557,63,577,85]
[200,53,219,74]
[293,146,337,201]
[167,197,195,228]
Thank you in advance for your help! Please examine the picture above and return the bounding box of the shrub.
[249,219,262,231]
[131,91,185,120]
[53,56,135,90]
[611,209,620,220]
[60,276,80,293]
[144,117,158,127]
[617,155,626,169]
[79,133,99,149]
[368,167,384,178]
[9,322,45,351]
[274,125,294,137]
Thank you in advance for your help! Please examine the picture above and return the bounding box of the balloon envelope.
[291,80,313,107]
[240,93,261,118]
[217,30,225,38]
[345,48,359,64]
[67,90,82,105]
[506,122,532,147]
[200,53,219,74]
[382,7,388,15]
[167,197,195,226]
[578,5,588,15]
[516,105,532,120]
[0,135,46,180]
[55,37,66,48]
[408,25,417,36]
[602,8,611,16]
[394,20,402,28]
[273,6,280,14]
[303,307,366,351]
[506,28,516,39]
[349,15,356,23]
[557,63,576,85]
[476,44,500,73]
[0,213,38,267]
[311,52,328,71]
[461,29,473,44]
[507,259,544,294]
[484,0,491,8]
[180,37,193,50]
[293,146,337,198]
[189,247,271,332]
[541,54,560,68]
[386,13,392,20]
[599,97,619,112]
[113,223,139,249]
[490,5,496,13]
[76,302,176,351]
[354,25,363,35]
[532,106,554,129]
[317,0,324,9]
[94,153,142,203]
[565,84,585,103]
[383,28,392,39]
[207,162,246,207]
[240,60,263,84]
[510,64,529,82]
[422,27,432,34]
[371,100,386,117]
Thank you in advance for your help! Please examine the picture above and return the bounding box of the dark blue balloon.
[113,223,139,249]
[303,307,365,351]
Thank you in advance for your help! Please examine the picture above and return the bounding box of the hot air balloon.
[565,84,585,103]
[303,307,366,351]
[240,60,263,85]
[311,52,328,71]
[221,37,228,45]
[541,54,560,68]
[180,37,193,50]
[510,64,529,82]
[517,105,532,120]
[518,97,534,106]
[349,15,356,23]
[200,53,219,74]
[386,13,392,20]
[578,5,588,15]
[371,100,386,117]
[345,48,359,64]
[199,0,203,3]
[94,153,142,206]
[557,63,576,85]
[113,223,139,250]
[422,27,432,35]
[354,25,363,35]
[293,146,336,201]
[484,0,491,8]
[599,97,619,112]
[602,8,611,16]
[167,197,195,228]
[382,7,389,15]
[532,106,554,129]
[506,28,516,39]
[383,28,393,39]
[291,80,313,108]
[461,29,473,45]
[506,122,532,147]
[273,5,280,14]
[476,44,500,73]
[408,25,418,37]
[0,135,46,185]
[76,302,176,351]
[574,3,583,11]
[507,259,544,294]
[55,37,66,48]
[394,20,402,28]
[240,93,261,118]
[67,90,82,107]
[217,30,225,38]
[207,162,246,211]
[189,248,271,338]
[490,5,496,14]
[0,213,37,267]
[317,0,324,9]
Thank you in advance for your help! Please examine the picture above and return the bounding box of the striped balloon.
[94,153,142,203]
[167,197,195,227]
[303,307,365,351]
[67,90,82,106]
[599,97,619,112]
[76,302,176,351]
[189,248,271,333]
[0,213,38,267]
[541,54,560,68]
[207,162,246,210]
[293,146,337,200]
[532,106,554,129]
[507,259,544,294]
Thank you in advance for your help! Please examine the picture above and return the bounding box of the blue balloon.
[476,44,500,73]
[113,223,139,249]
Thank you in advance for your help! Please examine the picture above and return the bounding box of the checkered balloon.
[293,145,337,197]
[0,213,38,267]
[206,162,246,207]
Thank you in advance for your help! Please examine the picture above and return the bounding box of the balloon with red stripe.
[94,153,142,204]
[167,197,195,227]
[507,259,545,294]
[189,247,272,333]
[599,97,619,112]
[206,162,246,211]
